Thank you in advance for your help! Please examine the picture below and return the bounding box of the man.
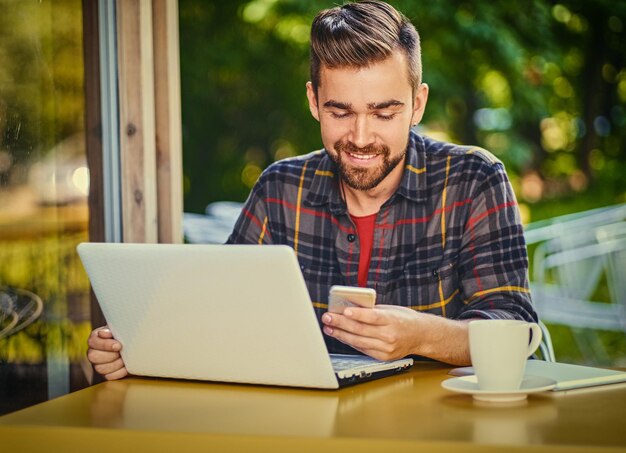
[88,0,536,380]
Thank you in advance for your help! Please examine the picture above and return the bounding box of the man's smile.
[346,152,379,160]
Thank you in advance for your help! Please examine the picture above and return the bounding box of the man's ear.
[410,83,429,126]
[306,81,320,122]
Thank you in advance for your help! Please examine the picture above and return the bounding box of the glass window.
[0,0,91,414]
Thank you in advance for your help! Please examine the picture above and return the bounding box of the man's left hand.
[322,305,422,361]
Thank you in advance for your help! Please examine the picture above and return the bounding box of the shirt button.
[347,234,356,242]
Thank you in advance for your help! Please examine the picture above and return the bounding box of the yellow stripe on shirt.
[293,161,308,253]
[258,216,268,244]
[465,286,531,304]
[441,156,451,249]
[410,289,459,311]
[406,164,426,174]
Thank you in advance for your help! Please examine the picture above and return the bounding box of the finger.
[96,327,114,339]
[343,307,387,326]
[104,366,129,381]
[88,333,122,353]
[87,348,121,365]
[324,324,389,352]
[323,312,381,339]
[323,325,398,361]
[87,325,113,341]
[94,357,126,376]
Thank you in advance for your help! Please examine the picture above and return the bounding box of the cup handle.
[526,323,543,357]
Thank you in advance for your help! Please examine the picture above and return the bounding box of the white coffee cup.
[469,320,542,391]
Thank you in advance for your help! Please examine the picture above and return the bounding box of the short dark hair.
[310,1,422,94]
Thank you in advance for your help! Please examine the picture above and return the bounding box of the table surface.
[2,361,626,452]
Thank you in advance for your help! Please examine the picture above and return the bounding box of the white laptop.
[77,242,413,389]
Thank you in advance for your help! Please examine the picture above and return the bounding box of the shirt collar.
[304,151,345,214]
[305,130,429,212]
[395,131,429,203]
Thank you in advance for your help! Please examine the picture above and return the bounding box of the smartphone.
[328,285,376,314]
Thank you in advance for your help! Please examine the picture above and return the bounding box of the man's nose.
[350,115,374,149]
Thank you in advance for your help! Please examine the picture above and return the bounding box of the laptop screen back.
[78,243,339,388]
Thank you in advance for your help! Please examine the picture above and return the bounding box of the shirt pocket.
[394,258,460,316]
[298,260,343,306]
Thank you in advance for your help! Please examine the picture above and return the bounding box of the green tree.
[179,0,626,215]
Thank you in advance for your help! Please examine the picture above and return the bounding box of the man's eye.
[330,112,352,119]
[375,113,396,121]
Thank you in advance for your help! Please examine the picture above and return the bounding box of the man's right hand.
[87,326,128,380]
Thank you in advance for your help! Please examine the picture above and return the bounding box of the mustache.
[334,140,388,155]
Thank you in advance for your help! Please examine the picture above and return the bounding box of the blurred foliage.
[0,233,91,363]
[0,0,89,366]
[0,0,85,182]
[180,0,626,221]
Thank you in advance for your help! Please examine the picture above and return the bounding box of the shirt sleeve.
[226,179,273,245]
[455,162,537,322]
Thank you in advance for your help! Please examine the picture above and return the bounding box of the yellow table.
[2,362,625,452]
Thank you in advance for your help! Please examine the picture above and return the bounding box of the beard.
[330,139,406,191]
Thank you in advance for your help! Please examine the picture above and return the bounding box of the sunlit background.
[180,0,626,221]
[0,0,624,415]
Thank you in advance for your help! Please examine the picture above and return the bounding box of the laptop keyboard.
[330,354,382,372]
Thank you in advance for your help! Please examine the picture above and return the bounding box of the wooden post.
[152,0,183,244]
[116,0,158,243]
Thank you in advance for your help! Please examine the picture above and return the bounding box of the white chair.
[183,201,244,244]
[529,221,626,364]
[525,205,626,364]
[537,320,556,362]
[524,203,626,246]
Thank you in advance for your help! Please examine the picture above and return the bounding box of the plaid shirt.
[228,131,536,354]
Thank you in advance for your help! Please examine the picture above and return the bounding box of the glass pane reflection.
[0,0,90,415]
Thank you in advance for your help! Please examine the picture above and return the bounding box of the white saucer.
[441,375,557,403]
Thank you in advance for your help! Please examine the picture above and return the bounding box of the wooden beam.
[116,0,158,243]
[152,0,183,244]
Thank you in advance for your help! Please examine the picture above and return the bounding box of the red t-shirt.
[350,212,377,288]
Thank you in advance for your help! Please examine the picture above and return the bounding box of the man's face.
[306,50,428,192]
